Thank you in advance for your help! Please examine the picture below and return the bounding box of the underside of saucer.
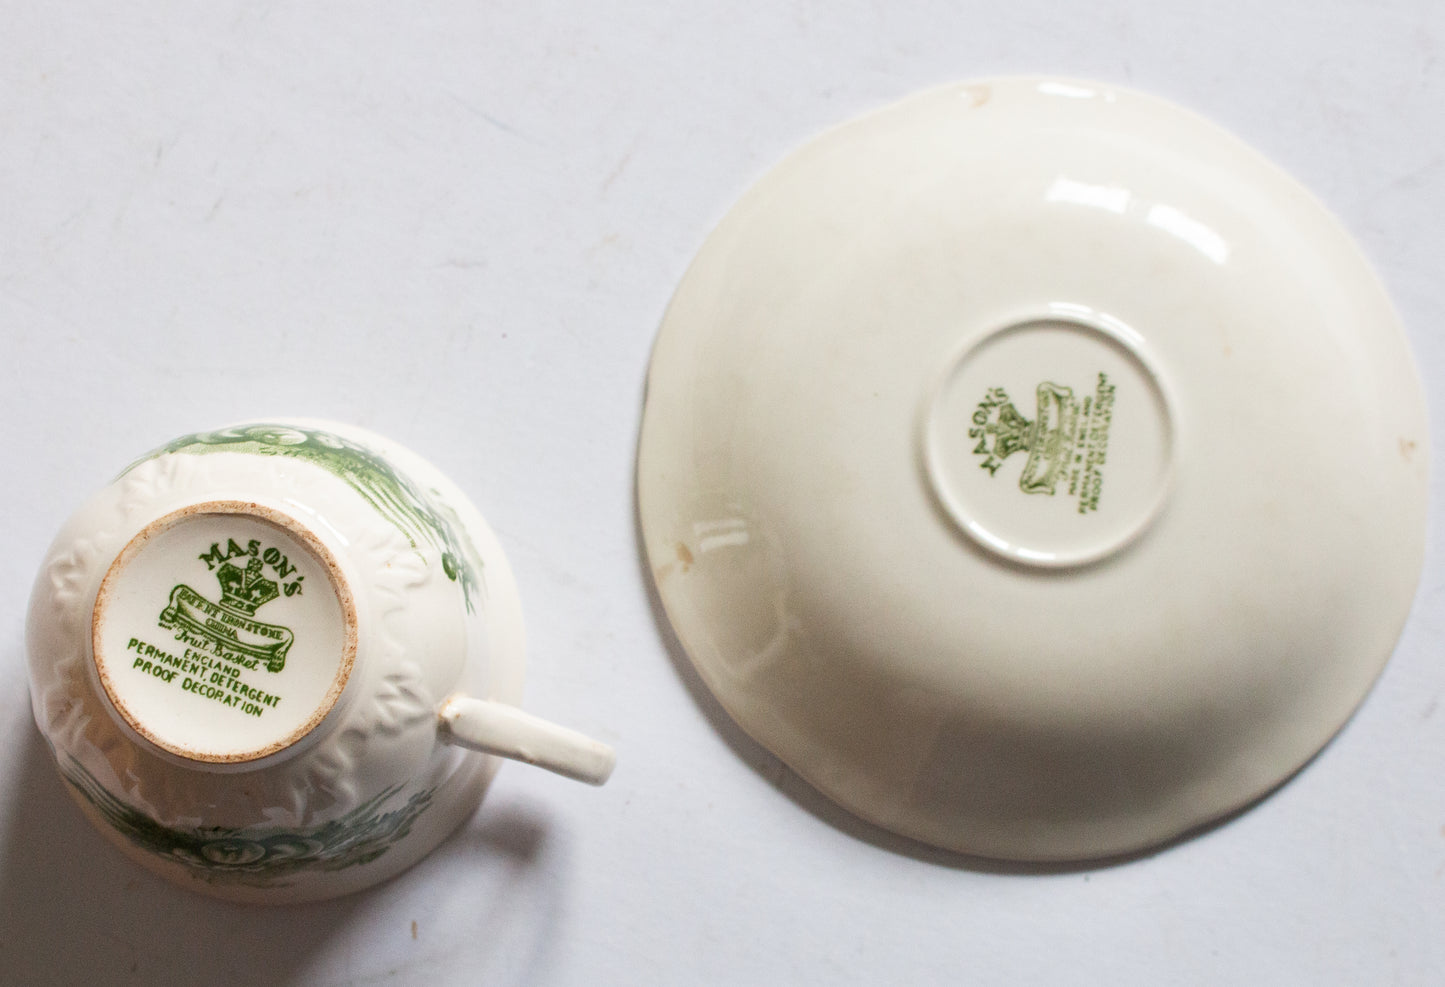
[637,77,1429,861]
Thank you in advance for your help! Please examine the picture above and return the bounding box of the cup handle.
[438,695,616,786]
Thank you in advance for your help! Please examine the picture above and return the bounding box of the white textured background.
[2,3,1443,984]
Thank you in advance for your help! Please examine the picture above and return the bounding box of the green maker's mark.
[159,554,296,673]
[970,381,1084,497]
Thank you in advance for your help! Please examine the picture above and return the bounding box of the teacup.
[26,420,614,903]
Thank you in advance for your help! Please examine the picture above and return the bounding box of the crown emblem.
[158,540,295,674]
[970,387,1036,475]
[216,557,281,615]
[970,381,1080,495]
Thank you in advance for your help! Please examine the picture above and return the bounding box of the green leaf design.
[62,756,436,887]
[126,423,483,611]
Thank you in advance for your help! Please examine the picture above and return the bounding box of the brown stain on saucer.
[960,83,990,108]
[651,542,695,586]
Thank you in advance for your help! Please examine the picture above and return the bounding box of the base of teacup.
[90,500,360,769]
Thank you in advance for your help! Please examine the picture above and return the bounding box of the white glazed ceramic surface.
[637,78,1429,861]
[27,420,614,902]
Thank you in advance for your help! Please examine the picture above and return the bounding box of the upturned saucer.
[637,78,1428,860]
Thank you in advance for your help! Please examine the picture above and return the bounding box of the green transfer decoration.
[126,423,483,610]
[62,757,435,886]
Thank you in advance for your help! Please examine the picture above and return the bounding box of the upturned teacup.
[26,420,614,902]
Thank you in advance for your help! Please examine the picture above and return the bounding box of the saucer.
[637,78,1428,860]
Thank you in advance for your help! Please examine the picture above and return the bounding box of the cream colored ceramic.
[637,78,1428,861]
[28,420,615,902]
